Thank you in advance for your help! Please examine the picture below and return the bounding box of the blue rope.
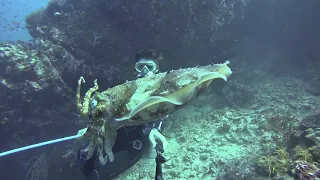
[0,128,87,157]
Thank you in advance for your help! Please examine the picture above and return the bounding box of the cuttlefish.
[76,61,232,164]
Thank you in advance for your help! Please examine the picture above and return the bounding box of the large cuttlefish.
[76,61,232,164]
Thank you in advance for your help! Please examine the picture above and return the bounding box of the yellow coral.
[293,146,313,162]
[258,147,291,177]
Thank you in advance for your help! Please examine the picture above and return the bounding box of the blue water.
[0,0,47,42]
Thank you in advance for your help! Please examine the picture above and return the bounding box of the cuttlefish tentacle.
[76,77,101,159]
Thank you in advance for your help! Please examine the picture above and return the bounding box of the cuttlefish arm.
[76,77,99,117]
[90,92,119,162]
[103,122,117,162]
[76,77,117,162]
[97,136,108,165]
[76,76,101,160]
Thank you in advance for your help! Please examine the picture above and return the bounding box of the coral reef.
[288,160,320,179]
[299,110,320,155]
[257,144,319,179]
[306,128,320,147]
[300,109,320,130]
[222,81,255,107]
[257,147,291,177]
[0,40,82,156]
[260,112,297,147]
[2,1,320,180]
[0,41,73,120]
[216,157,259,180]
[24,0,242,83]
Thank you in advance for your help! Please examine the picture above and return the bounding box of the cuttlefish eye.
[90,98,98,110]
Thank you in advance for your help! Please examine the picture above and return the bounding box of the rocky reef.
[1,0,320,180]
[0,40,79,148]
[0,0,246,179]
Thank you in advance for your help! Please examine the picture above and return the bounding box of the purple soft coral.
[315,170,320,178]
